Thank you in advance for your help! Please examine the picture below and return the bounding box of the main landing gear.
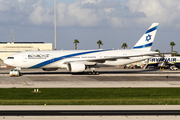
[86,71,99,75]
[86,67,99,75]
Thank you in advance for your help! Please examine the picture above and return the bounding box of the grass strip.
[1,99,180,105]
[0,88,180,105]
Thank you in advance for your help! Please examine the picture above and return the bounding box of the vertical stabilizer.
[132,23,159,51]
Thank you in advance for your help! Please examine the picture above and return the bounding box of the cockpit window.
[7,57,14,59]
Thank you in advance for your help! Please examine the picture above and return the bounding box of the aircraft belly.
[43,62,59,68]
[14,61,31,68]
[103,58,147,66]
[41,61,67,68]
[103,60,132,66]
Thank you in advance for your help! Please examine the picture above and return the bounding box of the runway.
[0,68,180,88]
[1,110,180,116]
[1,105,180,120]
[1,105,180,110]
[1,105,180,116]
[1,116,180,120]
[0,68,180,120]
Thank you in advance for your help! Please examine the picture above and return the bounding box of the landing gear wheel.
[87,71,99,75]
[19,71,22,76]
[87,72,92,75]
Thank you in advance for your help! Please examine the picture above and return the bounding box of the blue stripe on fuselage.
[145,25,158,34]
[29,49,113,68]
[133,42,153,49]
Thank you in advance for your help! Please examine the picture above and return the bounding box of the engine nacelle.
[67,62,86,72]
[42,68,58,71]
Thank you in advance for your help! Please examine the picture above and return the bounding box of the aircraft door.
[23,55,27,62]
[98,54,102,58]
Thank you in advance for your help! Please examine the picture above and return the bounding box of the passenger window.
[7,57,14,59]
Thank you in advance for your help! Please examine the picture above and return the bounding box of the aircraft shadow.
[21,69,159,75]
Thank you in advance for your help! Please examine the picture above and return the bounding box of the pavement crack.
[18,77,29,86]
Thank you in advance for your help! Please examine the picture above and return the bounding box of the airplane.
[4,23,162,75]
[143,56,180,69]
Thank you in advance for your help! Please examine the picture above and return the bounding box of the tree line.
[73,39,127,50]
[73,39,179,56]
[155,41,179,56]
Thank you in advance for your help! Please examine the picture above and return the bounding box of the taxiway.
[0,68,180,88]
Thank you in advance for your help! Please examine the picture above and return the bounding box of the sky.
[0,0,180,52]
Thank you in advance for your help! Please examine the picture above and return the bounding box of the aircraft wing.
[164,62,180,66]
[64,52,171,64]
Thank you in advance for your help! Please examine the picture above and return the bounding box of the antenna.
[54,0,57,50]
[11,29,14,43]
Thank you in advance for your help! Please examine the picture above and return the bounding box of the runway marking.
[18,77,29,86]
[159,81,180,86]
[21,74,180,76]
[1,73,180,77]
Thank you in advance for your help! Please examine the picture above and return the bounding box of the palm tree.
[73,39,79,50]
[173,51,180,56]
[97,40,103,49]
[170,41,176,56]
[155,49,162,57]
[121,43,128,49]
[155,49,160,53]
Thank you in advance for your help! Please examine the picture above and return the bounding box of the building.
[0,42,52,62]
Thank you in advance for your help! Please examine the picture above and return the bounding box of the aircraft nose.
[4,59,14,66]
[4,59,9,65]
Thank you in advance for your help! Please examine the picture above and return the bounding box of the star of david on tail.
[132,23,159,51]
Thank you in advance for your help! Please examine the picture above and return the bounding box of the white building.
[0,42,52,61]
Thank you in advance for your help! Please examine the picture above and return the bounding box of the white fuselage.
[4,23,160,73]
[4,49,156,70]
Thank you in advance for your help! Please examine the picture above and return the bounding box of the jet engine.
[42,68,58,71]
[67,62,86,72]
